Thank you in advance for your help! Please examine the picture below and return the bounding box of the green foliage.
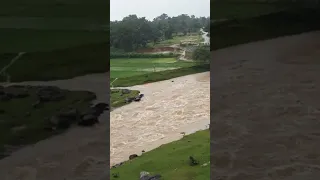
[110,14,210,52]
[110,52,179,59]
[192,46,210,63]
[110,89,140,108]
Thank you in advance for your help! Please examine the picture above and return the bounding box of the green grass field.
[110,130,210,180]
[110,58,196,79]
[110,57,209,87]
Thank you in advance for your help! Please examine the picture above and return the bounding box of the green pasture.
[110,58,196,79]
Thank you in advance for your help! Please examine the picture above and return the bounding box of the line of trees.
[110,13,210,52]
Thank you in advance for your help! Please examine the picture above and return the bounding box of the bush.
[110,52,179,59]
[192,46,210,63]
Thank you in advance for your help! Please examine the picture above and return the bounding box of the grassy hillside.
[110,130,210,180]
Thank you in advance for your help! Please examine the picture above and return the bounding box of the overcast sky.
[110,0,210,21]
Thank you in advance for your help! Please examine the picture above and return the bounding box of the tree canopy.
[110,14,210,52]
[192,46,210,63]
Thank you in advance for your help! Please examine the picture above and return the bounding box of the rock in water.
[134,94,144,102]
[129,154,138,160]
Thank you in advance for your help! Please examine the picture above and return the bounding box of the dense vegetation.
[110,14,210,52]
[192,46,210,62]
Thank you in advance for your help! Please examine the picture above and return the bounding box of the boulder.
[111,162,124,169]
[129,154,138,160]
[140,171,162,180]
[134,94,144,102]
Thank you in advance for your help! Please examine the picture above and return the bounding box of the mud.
[211,31,320,179]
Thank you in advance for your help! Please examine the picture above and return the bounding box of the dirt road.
[211,31,320,179]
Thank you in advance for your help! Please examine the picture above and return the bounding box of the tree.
[110,13,210,52]
[192,46,210,63]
